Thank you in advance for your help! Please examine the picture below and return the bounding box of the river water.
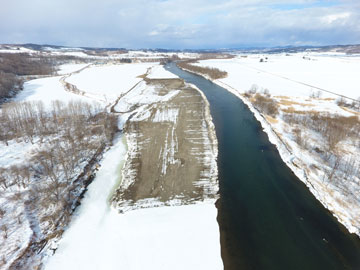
[166,63,360,270]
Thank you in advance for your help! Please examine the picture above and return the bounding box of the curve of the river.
[166,62,360,270]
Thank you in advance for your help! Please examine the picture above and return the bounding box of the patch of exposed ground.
[278,99,314,107]
[265,115,278,124]
[341,106,360,116]
[111,78,218,212]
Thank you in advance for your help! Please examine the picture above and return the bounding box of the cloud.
[0,0,359,48]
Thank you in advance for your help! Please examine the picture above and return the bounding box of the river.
[166,62,360,270]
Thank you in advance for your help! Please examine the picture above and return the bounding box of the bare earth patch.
[279,99,314,107]
[265,115,278,124]
[340,106,360,116]
[111,78,218,212]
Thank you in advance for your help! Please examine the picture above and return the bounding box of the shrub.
[283,110,360,152]
[0,53,54,76]
[252,93,279,117]
[177,61,227,79]
[0,71,22,99]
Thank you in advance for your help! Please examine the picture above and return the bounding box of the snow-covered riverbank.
[182,55,360,237]
[44,134,221,270]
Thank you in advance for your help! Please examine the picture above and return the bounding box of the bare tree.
[0,208,5,219]
[1,224,8,239]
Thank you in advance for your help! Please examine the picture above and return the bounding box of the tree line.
[177,60,227,79]
[0,53,55,100]
[0,100,118,266]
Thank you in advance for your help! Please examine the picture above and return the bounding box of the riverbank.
[177,59,360,238]
[169,62,360,269]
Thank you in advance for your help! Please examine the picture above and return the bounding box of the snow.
[153,108,179,123]
[66,63,154,103]
[197,53,360,100]
[14,76,94,108]
[44,136,221,270]
[0,140,37,168]
[121,51,199,60]
[48,51,90,58]
[0,199,33,270]
[43,47,84,52]
[57,63,89,75]
[0,46,36,54]
[114,81,180,112]
[12,62,154,109]
[147,65,179,79]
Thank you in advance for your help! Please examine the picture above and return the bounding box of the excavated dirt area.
[111,78,218,212]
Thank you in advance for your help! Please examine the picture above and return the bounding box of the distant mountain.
[1,43,360,54]
[229,44,360,54]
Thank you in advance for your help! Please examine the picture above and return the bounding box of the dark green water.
[166,63,360,270]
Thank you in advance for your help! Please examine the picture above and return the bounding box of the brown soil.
[279,99,314,107]
[340,106,360,116]
[112,78,218,211]
[265,115,278,124]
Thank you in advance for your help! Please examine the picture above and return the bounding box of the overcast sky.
[0,0,359,49]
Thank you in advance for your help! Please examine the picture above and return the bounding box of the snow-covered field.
[45,136,221,270]
[113,65,180,113]
[122,50,199,59]
[147,64,178,79]
[14,76,94,108]
[65,63,154,103]
[196,53,360,100]
[195,53,360,236]
[57,63,89,75]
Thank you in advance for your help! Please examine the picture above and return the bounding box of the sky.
[0,0,359,49]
